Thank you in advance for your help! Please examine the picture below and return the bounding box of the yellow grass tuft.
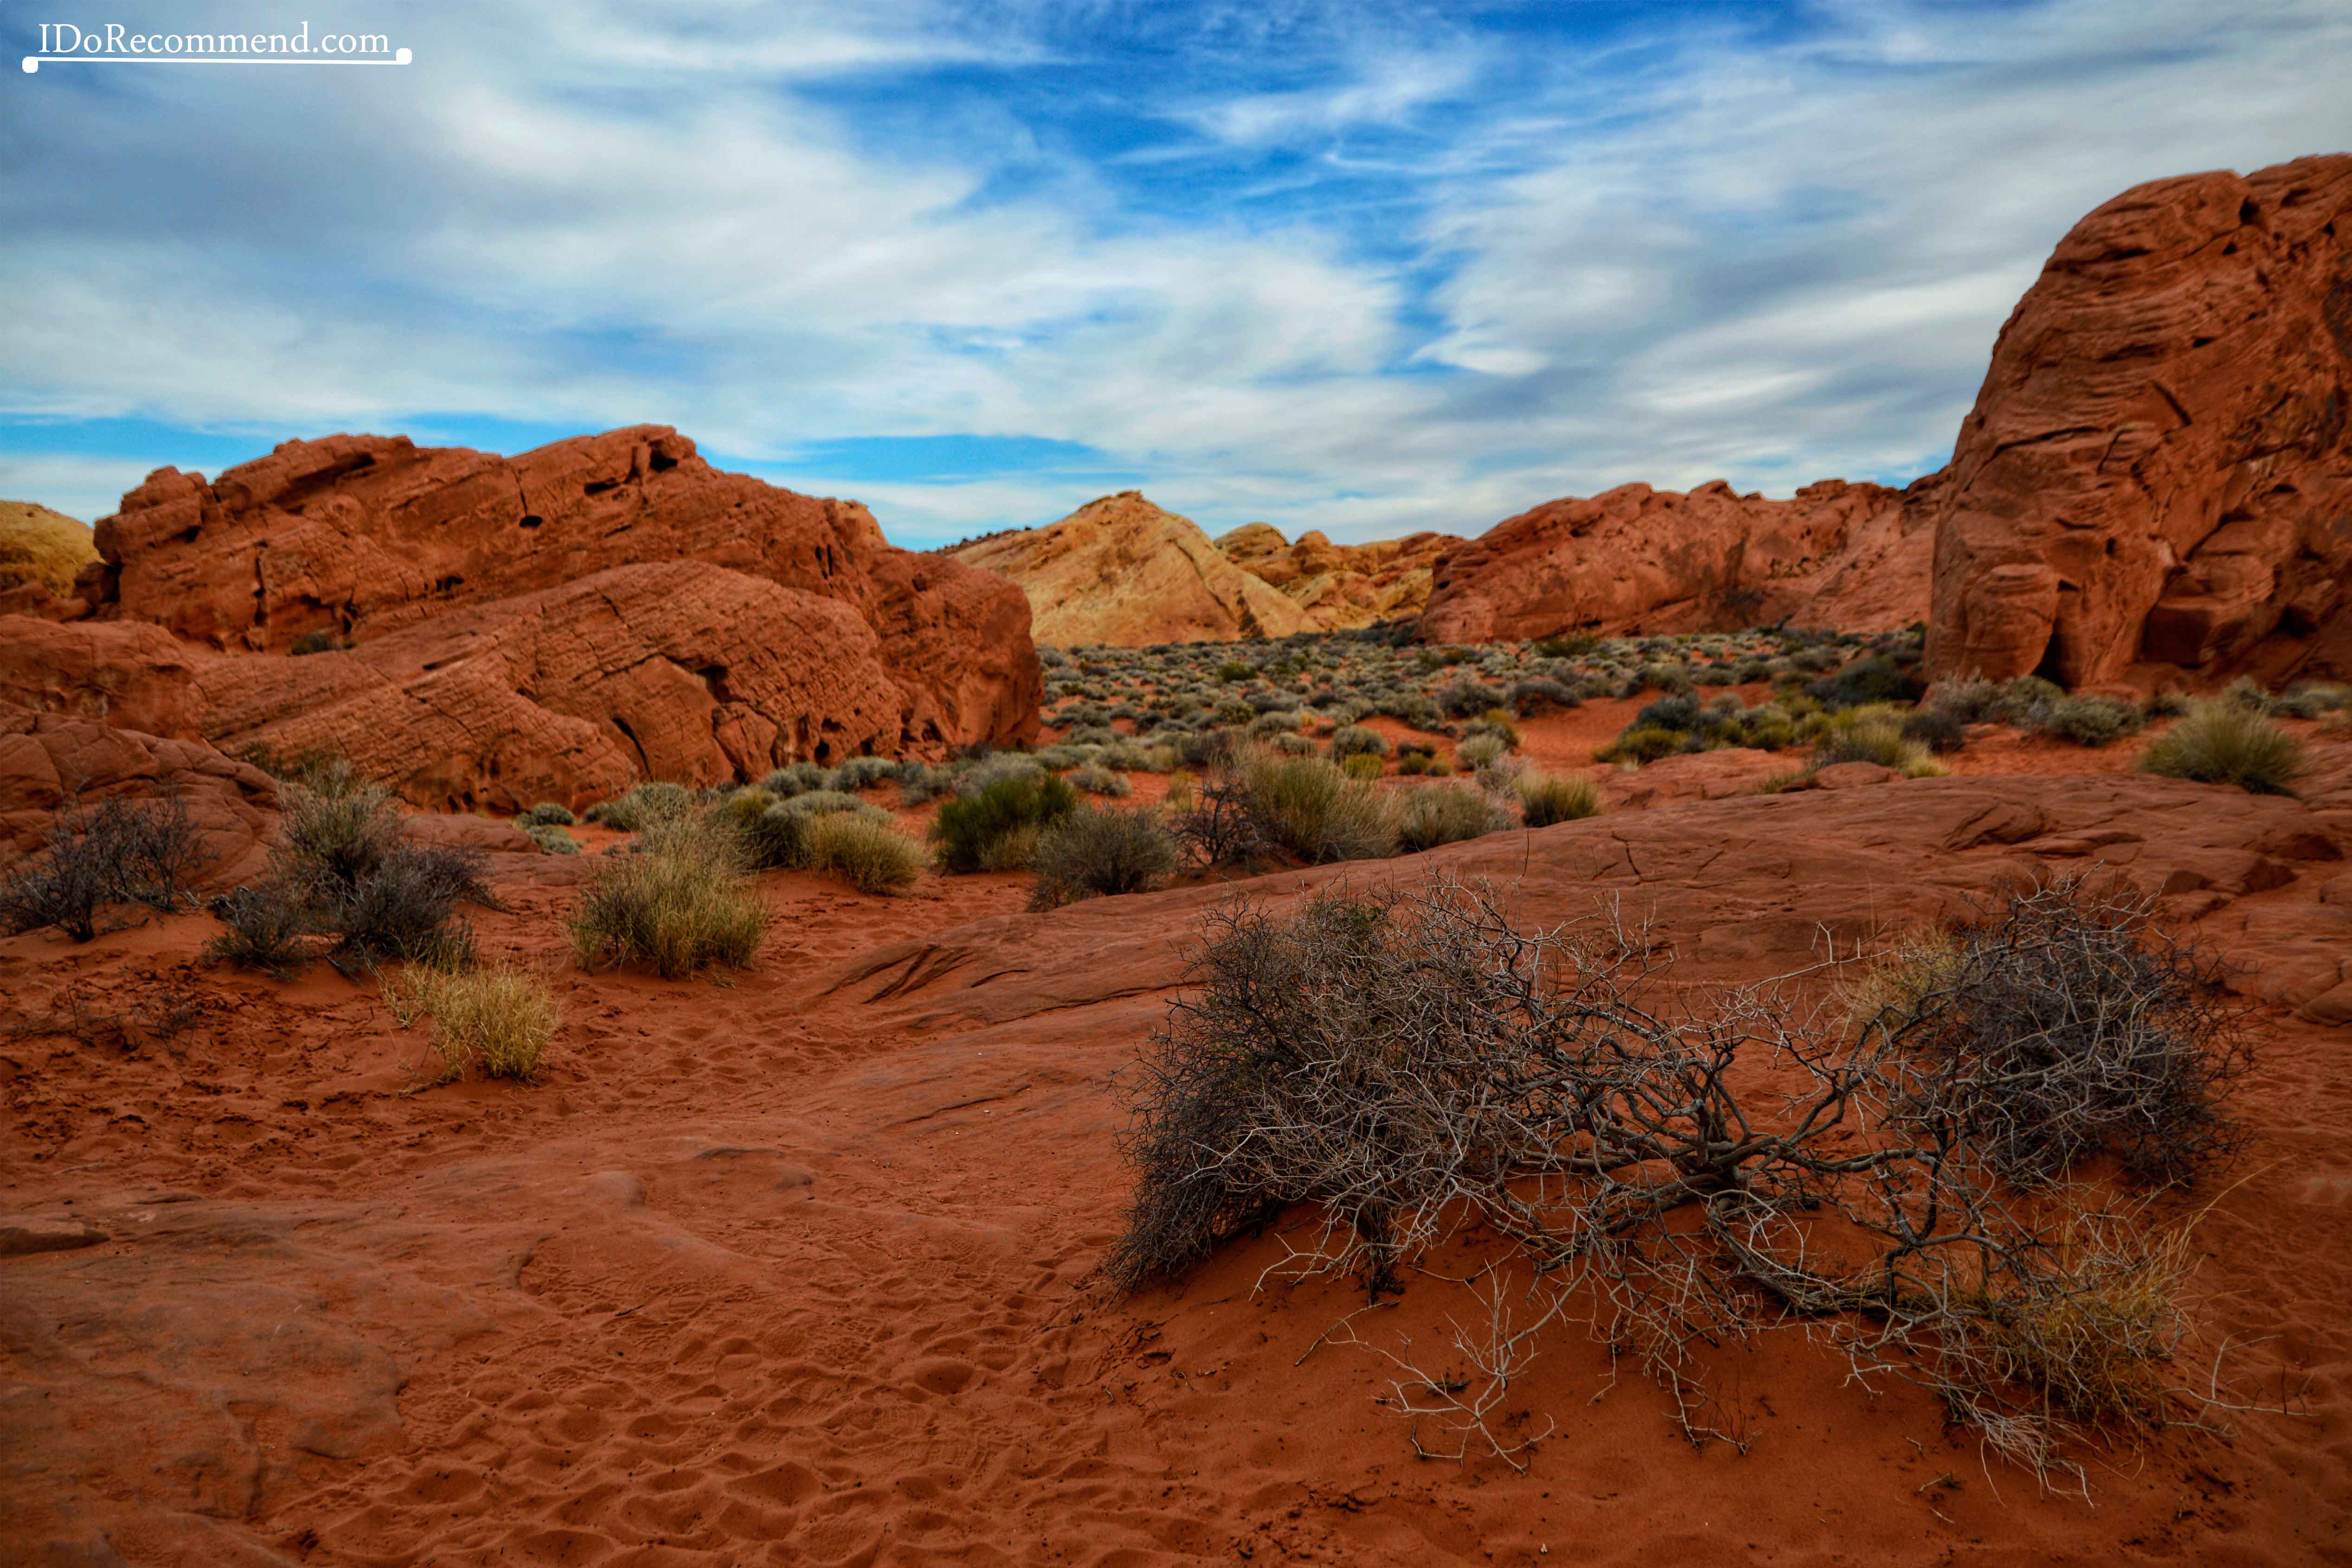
[386,960,562,1082]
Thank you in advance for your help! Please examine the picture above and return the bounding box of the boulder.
[1419,475,1940,644]
[1213,524,1461,631]
[86,426,1040,754]
[0,616,206,739]
[0,702,279,881]
[195,561,908,812]
[1926,154,2352,686]
[949,492,1313,646]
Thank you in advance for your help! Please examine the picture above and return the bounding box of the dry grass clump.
[2138,701,2309,795]
[0,500,98,593]
[570,816,767,977]
[1112,874,2248,1484]
[1515,770,1601,827]
[1393,782,1511,853]
[1239,751,1396,863]
[803,811,924,894]
[387,960,561,1082]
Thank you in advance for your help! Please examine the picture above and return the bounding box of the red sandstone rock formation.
[196,561,907,811]
[1926,154,2352,686]
[0,701,279,878]
[1418,475,1940,643]
[0,617,205,740]
[1213,524,1459,630]
[88,426,1041,756]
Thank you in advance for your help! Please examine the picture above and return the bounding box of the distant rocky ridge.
[948,491,1313,646]
[1214,523,1457,631]
[4,428,1041,810]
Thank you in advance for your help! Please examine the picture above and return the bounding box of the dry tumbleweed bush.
[1112,872,2251,1487]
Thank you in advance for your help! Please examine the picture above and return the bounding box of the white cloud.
[1,0,2346,544]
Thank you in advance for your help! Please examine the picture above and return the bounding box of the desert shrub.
[524,823,581,855]
[831,756,900,791]
[1240,752,1396,863]
[2143,688,2192,719]
[1806,654,1925,709]
[1900,708,1969,755]
[1340,752,1385,781]
[2139,701,2309,794]
[1510,677,1580,715]
[1072,762,1132,797]
[1269,732,1319,756]
[1216,660,1255,683]
[1170,773,1266,867]
[289,628,345,656]
[277,775,403,890]
[757,760,831,798]
[1176,728,1241,771]
[0,794,217,941]
[1463,710,1522,746]
[1394,783,1511,853]
[1533,632,1598,659]
[1456,733,1509,770]
[203,885,316,977]
[388,961,561,1082]
[895,761,958,805]
[1394,749,1432,776]
[802,813,924,895]
[585,781,697,831]
[1247,709,1306,737]
[931,771,1078,873]
[312,842,495,974]
[2034,694,2147,748]
[1329,724,1389,761]
[1816,714,1945,777]
[1861,876,2247,1187]
[1435,674,1506,718]
[521,802,577,827]
[1112,877,2235,1482]
[1595,726,1688,766]
[1028,806,1180,909]
[2273,681,2350,720]
[1516,771,1601,827]
[570,816,767,977]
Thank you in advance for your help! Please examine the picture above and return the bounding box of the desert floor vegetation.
[569,813,768,977]
[205,762,498,977]
[0,792,216,942]
[386,959,562,1083]
[1112,871,2255,1487]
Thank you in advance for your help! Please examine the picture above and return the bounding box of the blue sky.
[2,0,2346,547]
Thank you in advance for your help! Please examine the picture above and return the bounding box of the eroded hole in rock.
[649,451,678,472]
[519,514,545,529]
[584,479,619,497]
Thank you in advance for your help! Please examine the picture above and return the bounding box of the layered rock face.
[196,562,904,810]
[70,427,1040,805]
[1926,154,2352,686]
[0,701,279,877]
[1213,524,1458,630]
[1418,475,1940,644]
[89,426,1040,756]
[948,491,1312,646]
[0,617,205,741]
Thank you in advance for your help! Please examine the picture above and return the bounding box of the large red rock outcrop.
[1926,154,2352,686]
[195,561,906,811]
[1213,524,1459,630]
[0,702,279,879]
[0,616,205,740]
[1418,474,1941,643]
[88,426,1041,754]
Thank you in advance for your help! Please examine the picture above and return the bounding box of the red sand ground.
[6,727,2351,1566]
